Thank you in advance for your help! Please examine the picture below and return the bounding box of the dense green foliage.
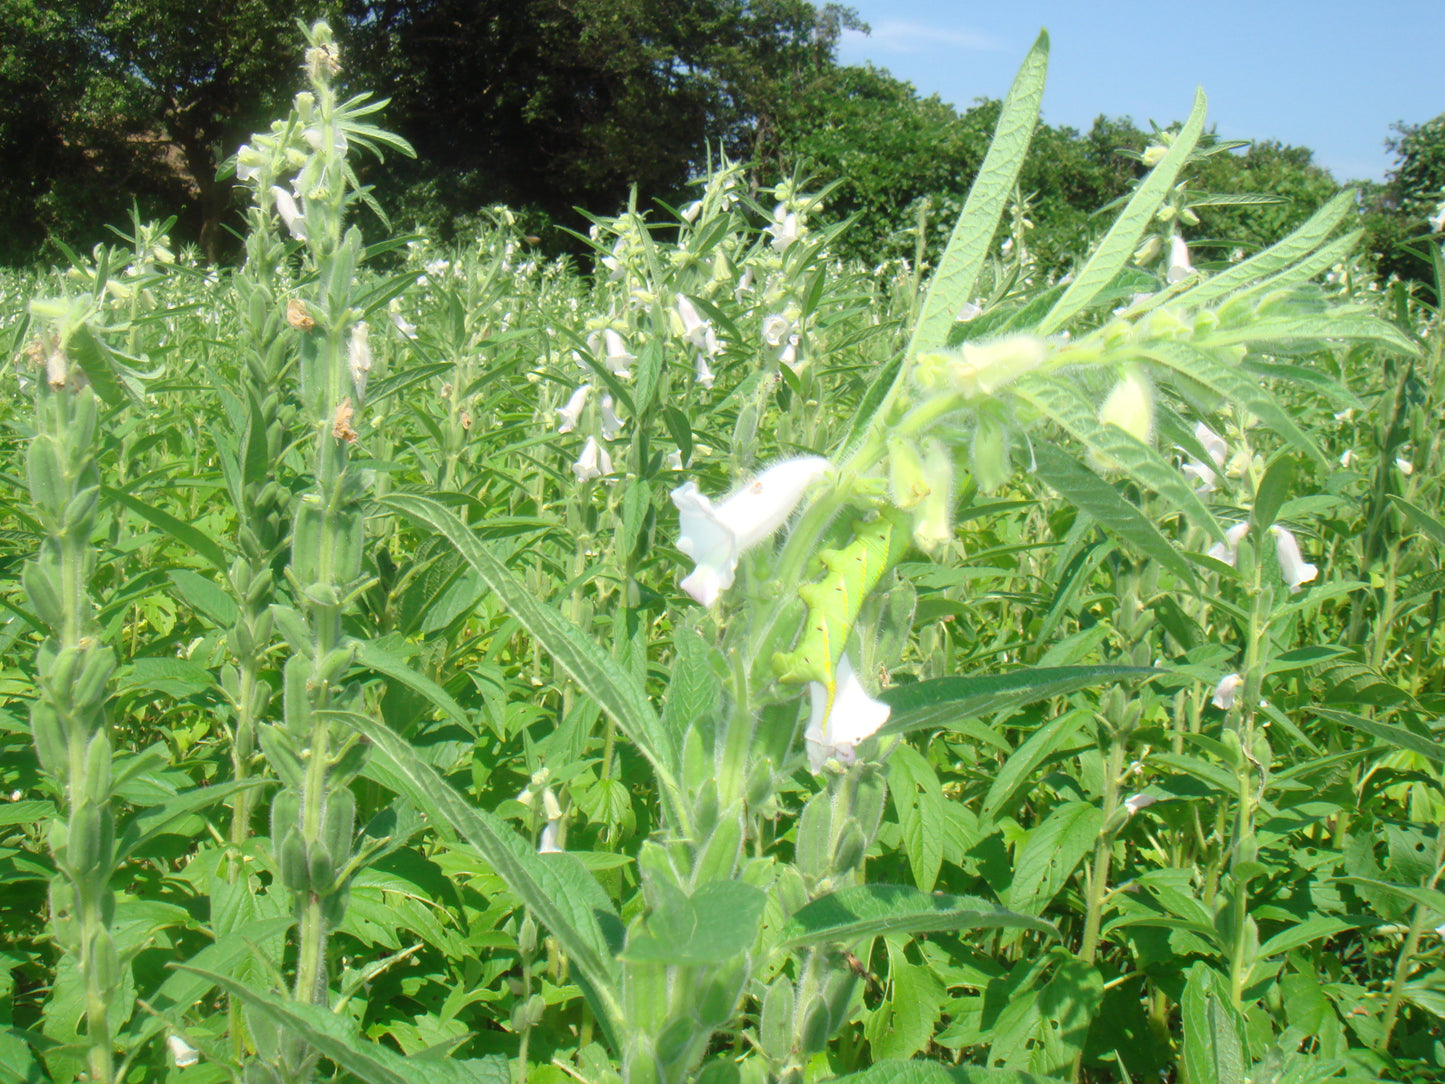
[1,0,1435,280]
[3,21,1445,1084]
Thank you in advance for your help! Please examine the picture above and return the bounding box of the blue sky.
[834,1,1444,183]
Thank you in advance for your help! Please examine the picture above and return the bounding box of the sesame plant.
[2,20,1444,1084]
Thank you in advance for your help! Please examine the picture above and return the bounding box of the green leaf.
[1256,916,1357,960]
[832,1060,1070,1083]
[1179,190,1355,307]
[889,743,945,892]
[622,881,765,965]
[379,493,685,826]
[1139,341,1324,467]
[328,710,625,1040]
[126,915,295,1053]
[354,638,475,735]
[1038,87,1207,336]
[1180,963,1246,1084]
[1312,708,1445,764]
[865,939,946,1060]
[67,324,131,407]
[1032,443,1196,581]
[102,485,231,573]
[166,569,238,627]
[776,884,1056,950]
[1006,801,1103,916]
[1389,495,1445,550]
[909,30,1048,356]
[114,780,267,863]
[1013,376,1224,541]
[982,711,1089,822]
[175,968,507,1084]
[881,666,1153,738]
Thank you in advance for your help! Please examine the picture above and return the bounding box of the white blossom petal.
[600,395,624,441]
[168,1034,200,1068]
[1212,672,1243,710]
[805,654,890,772]
[670,457,830,606]
[572,435,609,482]
[556,384,591,434]
[271,186,307,241]
[1206,522,1250,567]
[1124,793,1157,815]
[1167,234,1193,283]
[1269,525,1317,592]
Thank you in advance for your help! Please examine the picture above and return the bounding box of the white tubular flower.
[675,294,712,349]
[1124,793,1157,815]
[538,819,563,854]
[956,301,983,322]
[1340,448,1354,468]
[805,654,891,773]
[572,436,611,482]
[271,186,307,241]
[1182,422,1228,493]
[556,385,591,434]
[1206,522,1250,567]
[1212,672,1243,710]
[347,322,371,399]
[694,351,716,390]
[602,237,627,280]
[602,328,635,377]
[600,395,624,441]
[680,200,703,224]
[767,209,801,253]
[670,456,830,606]
[1270,525,1317,592]
[762,314,795,347]
[167,1034,201,1068]
[389,303,417,340]
[1430,202,1445,234]
[1167,234,1193,283]
[665,449,684,471]
[734,268,754,305]
[235,144,263,183]
[1396,456,1414,476]
[779,334,800,369]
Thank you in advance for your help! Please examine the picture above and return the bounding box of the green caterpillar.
[773,511,909,688]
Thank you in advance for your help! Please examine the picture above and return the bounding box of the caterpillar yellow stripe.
[772,510,910,689]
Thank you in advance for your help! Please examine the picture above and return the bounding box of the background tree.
[1363,112,1445,292]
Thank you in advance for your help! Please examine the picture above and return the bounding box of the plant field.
[2,23,1444,1084]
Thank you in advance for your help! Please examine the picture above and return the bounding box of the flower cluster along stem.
[22,334,121,1084]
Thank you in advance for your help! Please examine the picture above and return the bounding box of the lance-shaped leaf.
[1039,87,1207,336]
[175,968,508,1084]
[379,492,687,833]
[909,30,1049,357]
[776,884,1056,951]
[880,665,1154,736]
[329,710,625,1043]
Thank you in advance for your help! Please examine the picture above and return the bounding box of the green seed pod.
[691,806,742,887]
[269,605,312,654]
[970,414,1011,494]
[831,820,865,875]
[258,724,304,789]
[282,657,313,740]
[22,560,65,629]
[320,788,356,874]
[62,485,100,533]
[692,780,719,838]
[67,800,111,878]
[25,435,68,524]
[90,925,120,995]
[314,644,356,689]
[329,508,365,586]
[83,729,112,804]
[277,829,311,893]
[71,646,116,714]
[269,789,300,847]
[912,440,954,553]
[758,976,795,1061]
[794,789,833,883]
[307,843,334,892]
[30,702,69,780]
[290,498,325,588]
[798,994,832,1055]
[887,436,931,509]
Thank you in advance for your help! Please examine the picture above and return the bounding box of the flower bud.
[1098,367,1154,444]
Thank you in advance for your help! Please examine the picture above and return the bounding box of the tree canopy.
[0,0,1433,278]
